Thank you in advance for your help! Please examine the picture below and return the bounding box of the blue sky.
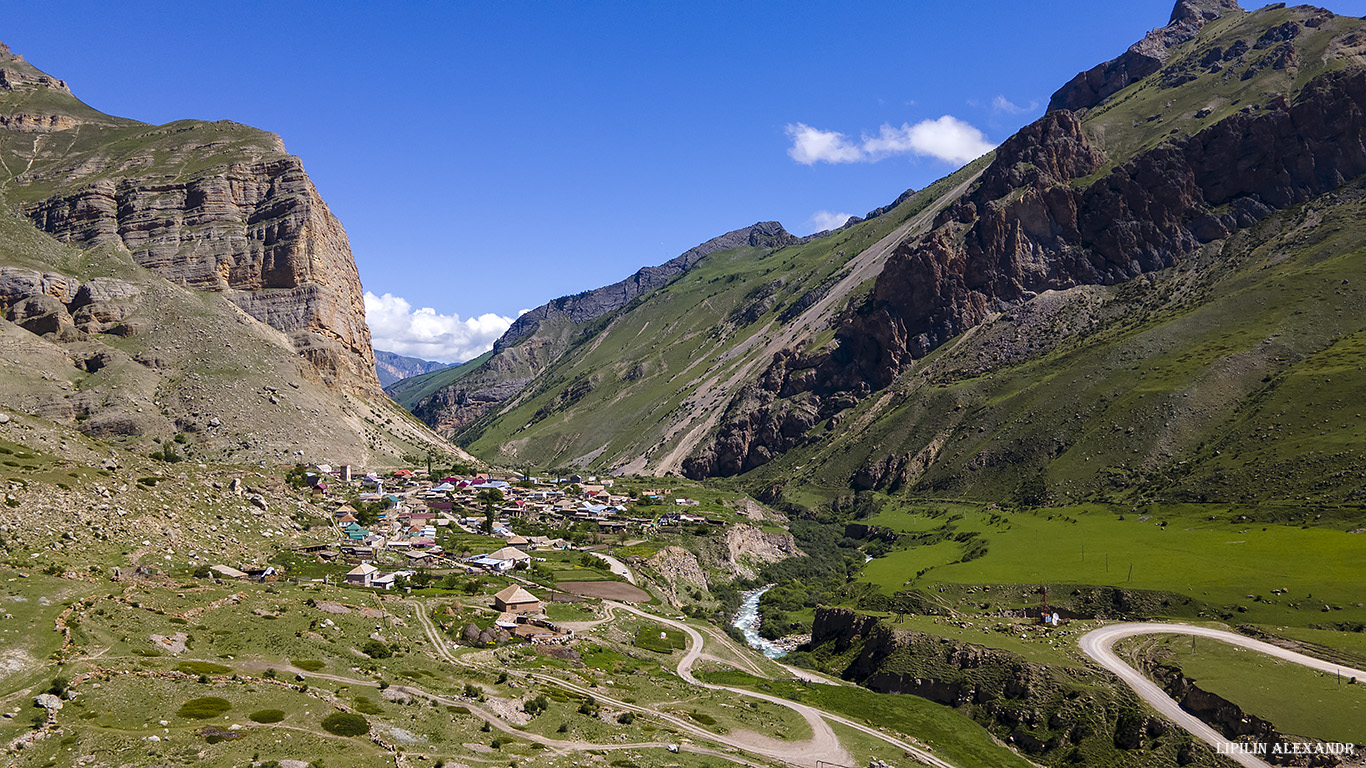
[8,0,1357,361]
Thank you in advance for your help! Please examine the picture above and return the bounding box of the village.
[206,462,722,642]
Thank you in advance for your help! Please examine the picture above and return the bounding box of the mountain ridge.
[401,221,808,437]
[443,0,1366,509]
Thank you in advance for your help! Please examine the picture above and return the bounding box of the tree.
[477,488,504,534]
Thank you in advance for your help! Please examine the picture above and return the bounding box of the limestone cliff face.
[0,41,379,395]
[25,158,378,393]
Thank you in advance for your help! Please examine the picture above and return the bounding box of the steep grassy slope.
[407,222,805,437]
[385,349,491,411]
[456,165,983,471]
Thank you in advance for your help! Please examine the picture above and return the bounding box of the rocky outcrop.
[1048,0,1242,112]
[1146,664,1345,766]
[720,523,803,580]
[0,43,71,95]
[0,41,379,394]
[643,546,709,605]
[809,608,1211,764]
[24,157,378,393]
[0,266,141,339]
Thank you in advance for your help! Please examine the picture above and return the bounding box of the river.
[732,584,788,659]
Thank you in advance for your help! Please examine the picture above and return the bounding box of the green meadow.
[859,503,1366,627]
[1138,633,1366,743]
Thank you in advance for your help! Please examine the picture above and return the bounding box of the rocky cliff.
[0,44,380,395]
[685,4,1366,480]
[0,42,457,465]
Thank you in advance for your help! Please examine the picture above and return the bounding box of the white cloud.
[364,291,514,363]
[806,210,855,234]
[785,116,994,166]
[785,123,864,165]
[992,95,1038,115]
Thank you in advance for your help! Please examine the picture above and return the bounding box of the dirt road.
[1079,622,1366,768]
[588,551,636,584]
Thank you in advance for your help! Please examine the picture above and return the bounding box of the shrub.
[617,711,635,725]
[353,696,383,715]
[249,709,286,724]
[291,659,325,672]
[524,695,549,716]
[176,696,231,719]
[361,640,392,659]
[320,712,369,737]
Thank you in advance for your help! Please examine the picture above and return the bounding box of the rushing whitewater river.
[733,584,788,659]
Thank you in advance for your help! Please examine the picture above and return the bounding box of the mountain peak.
[0,40,72,95]
[1170,0,1240,26]
[1048,0,1241,112]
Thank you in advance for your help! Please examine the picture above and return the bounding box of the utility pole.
[1127,563,1134,582]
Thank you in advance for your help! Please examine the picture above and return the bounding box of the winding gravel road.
[1079,622,1366,768]
[407,597,960,768]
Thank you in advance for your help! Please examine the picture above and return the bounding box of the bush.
[249,709,286,724]
[524,695,549,716]
[176,696,231,719]
[291,659,325,672]
[320,712,369,737]
[689,711,716,726]
[617,711,635,724]
[361,640,392,659]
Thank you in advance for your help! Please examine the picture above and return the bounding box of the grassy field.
[1142,633,1366,743]
[634,627,686,653]
[857,503,1366,627]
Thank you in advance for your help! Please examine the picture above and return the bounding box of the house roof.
[347,563,379,576]
[493,585,540,605]
[489,547,531,561]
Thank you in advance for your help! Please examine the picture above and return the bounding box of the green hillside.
[458,165,979,470]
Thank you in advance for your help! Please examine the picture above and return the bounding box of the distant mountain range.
[374,349,449,388]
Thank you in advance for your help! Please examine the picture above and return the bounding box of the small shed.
[492,584,542,614]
